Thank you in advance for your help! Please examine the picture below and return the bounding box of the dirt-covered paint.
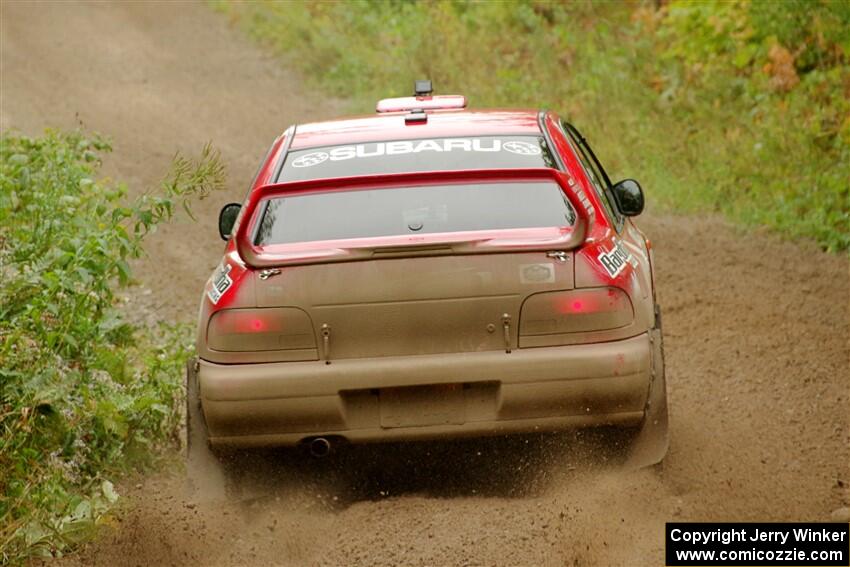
[6,3,846,566]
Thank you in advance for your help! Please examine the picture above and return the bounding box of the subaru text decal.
[291,138,541,167]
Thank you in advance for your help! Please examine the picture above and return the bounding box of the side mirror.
[218,203,241,240]
[611,179,645,217]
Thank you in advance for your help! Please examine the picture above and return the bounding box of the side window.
[560,121,624,230]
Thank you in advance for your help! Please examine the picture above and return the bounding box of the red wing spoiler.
[234,168,591,269]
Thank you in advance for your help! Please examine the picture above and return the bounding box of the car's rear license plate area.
[379,384,465,428]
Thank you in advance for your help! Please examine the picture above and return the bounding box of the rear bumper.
[199,333,652,448]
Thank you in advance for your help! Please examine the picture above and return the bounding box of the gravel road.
[2,2,847,565]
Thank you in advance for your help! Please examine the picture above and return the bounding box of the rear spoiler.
[234,168,591,269]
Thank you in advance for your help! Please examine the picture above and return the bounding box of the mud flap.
[185,357,229,501]
[624,312,669,469]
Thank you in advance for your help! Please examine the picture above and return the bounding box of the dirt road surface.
[2,2,848,566]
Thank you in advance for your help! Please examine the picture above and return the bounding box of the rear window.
[279,136,556,181]
[254,181,576,245]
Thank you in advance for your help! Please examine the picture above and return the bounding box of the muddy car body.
[188,87,668,470]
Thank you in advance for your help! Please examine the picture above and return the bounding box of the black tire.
[185,357,231,501]
[624,306,670,468]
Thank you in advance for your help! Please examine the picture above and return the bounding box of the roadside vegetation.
[216,0,850,251]
[0,131,225,563]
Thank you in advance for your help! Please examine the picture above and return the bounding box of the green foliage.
[216,0,849,251]
[0,131,225,563]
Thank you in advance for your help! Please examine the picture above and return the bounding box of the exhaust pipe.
[309,437,331,458]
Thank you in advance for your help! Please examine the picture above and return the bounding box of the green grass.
[215,0,849,251]
[0,131,225,563]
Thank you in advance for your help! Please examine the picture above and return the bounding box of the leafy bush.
[215,0,849,251]
[644,0,850,250]
[0,131,225,562]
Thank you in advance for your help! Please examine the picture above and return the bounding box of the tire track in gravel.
[3,2,848,566]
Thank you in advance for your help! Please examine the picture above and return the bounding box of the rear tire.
[624,307,670,468]
[186,357,231,501]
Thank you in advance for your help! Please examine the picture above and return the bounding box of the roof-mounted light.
[376,80,467,114]
[377,95,467,113]
[414,80,433,97]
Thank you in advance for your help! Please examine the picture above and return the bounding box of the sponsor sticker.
[569,176,596,219]
[207,263,233,304]
[597,238,633,278]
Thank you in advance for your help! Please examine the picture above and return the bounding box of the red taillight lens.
[230,310,274,333]
[219,311,281,334]
[552,288,631,318]
[207,308,316,352]
[519,287,634,346]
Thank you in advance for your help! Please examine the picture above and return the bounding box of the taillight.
[519,287,634,347]
[207,307,316,352]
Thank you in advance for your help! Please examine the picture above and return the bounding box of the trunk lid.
[255,251,574,359]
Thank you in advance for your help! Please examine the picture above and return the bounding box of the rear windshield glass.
[254,181,576,245]
[279,136,555,181]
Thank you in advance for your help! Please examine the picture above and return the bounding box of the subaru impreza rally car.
[187,82,668,485]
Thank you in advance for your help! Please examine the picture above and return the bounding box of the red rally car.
[186,82,668,485]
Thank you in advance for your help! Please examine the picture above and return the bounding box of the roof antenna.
[414,80,433,98]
